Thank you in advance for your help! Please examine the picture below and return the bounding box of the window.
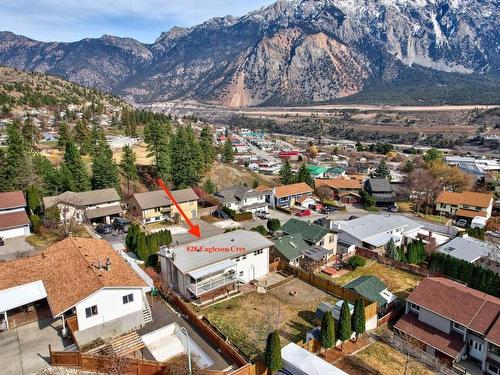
[239,271,243,277]
[329,235,335,243]
[452,321,465,333]
[85,305,98,318]
[409,303,420,312]
[254,249,263,256]
[489,343,500,356]
[123,293,134,304]
[488,364,500,375]
[154,207,161,212]
[235,257,240,262]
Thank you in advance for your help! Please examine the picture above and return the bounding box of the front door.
[469,338,484,360]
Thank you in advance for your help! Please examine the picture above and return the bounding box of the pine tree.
[199,126,216,170]
[63,141,91,192]
[203,179,217,194]
[22,116,39,147]
[89,123,105,156]
[57,122,70,148]
[371,159,390,179]
[386,237,397,259]
[32,153,63,195]
[119,145,138,194]
[264,330,282,374]
[91,141,120,191]
[320,310,336,351]
[0,149,11,192]
[338,300,353,349]
[170,126,203,188]
[73,120,92,154]
[26,185,42,214]
[136,232,148,262]
[59,163,77,192]
[5,121,30,190]
[351,298,366,342]
[279,159,294,185]
[221,138,235,164]
[296,163,314,187]
[144,120,172,179]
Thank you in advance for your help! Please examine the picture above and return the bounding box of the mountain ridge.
[0,0,498,107]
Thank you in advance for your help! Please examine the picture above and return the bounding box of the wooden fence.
[278,261,378,320]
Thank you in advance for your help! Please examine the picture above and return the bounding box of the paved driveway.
[0,319,72,375]
[0,236,35,261]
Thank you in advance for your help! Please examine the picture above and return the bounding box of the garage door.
[0,226,27,239]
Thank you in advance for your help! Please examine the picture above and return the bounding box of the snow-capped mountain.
[0,0,498,106]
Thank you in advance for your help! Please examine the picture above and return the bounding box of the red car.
[295,209,312,217]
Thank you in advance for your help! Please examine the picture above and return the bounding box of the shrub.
[30,214,43,234]
[267,218,281,233]
[252,225,268,236]
[348,255,367,269]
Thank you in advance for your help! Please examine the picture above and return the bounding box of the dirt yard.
[202,278,337,359]
[205,162,277,189]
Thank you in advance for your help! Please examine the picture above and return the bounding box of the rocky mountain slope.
[0,0,498,107]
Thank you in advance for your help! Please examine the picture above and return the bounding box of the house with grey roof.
[281,218,338,260]
[364,178,396,206]
[43,188,123,224]
[437,235,499,274]
[159,230,273,305]
[272,233,331,268]
[213,185,268,213]
[128,188,199,224]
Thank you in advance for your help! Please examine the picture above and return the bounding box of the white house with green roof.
[344,275,397,315]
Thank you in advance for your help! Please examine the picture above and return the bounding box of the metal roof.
[188,259,236,280]
[161,230,274,274]
[0,280,47,312]
[437,236,495,263]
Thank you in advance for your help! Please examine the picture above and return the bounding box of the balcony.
[188,273,237,298]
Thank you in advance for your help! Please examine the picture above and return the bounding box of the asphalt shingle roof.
[273,234,310,261]
[344,276,388,307]
[281,218,330,244]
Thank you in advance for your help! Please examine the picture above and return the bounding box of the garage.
[0,211,31,239]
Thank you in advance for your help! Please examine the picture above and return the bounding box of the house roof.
[0,210,30,230]
[365,179,393,193]
[344,276,388,308]
[281,342,349,375]
[131,188,198,210]
[394,313,465,359]
[273,182,313,198]
[437,236,496,263]
[0,237,146,317]
[161,230,274,274]
[455,208,487,219]
[436,191,492,208]
[255,184,272,193]
[0,191,26,210]
[315,178,362,190]
[44,188,120,208]
[214,186,261,204]
[273,234,310,261]
[406,277,500,343]
[296,195,317,204]
[282,218,331,244]
[84,205,124,219]
[306,165,328,176]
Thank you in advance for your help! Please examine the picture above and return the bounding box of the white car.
[255,210,270,219]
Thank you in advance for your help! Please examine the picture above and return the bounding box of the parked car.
[387,204,399,212]
[313,218,330,228]
[212,209,230,220]
[455,219,468,228]
[0,237,4,246]
[96,223,113,234]
[113,217,130,232]
[321,206,336,214]
[255,210,270,219]
[296,209,312,217]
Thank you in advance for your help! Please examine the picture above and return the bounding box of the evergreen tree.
[119,145,138,194]
[203,179,217,194]
[199,126,216,170]
[73,120,92,154]
[144,120,172,179]
[89,123,105,156]
[252,179,259,189]
[136,232,148,262]
[22,116,39,147]
[296,163,314,187]
[63,141,91,191]
[320,310,336,351]
[338,300,353,349]
[32,153,63,195]
[386,237,397,259]
[170,126,203,188]
[267,218,281,233]
[351,298,366,342]
[279,159,294,185]
[26,185,42,214]
[221,138,235,164]
[371,159,390,179]
[264,331,282,374]
[5,122,30,190]
[91,141,120,191]
[0,149,11,192]
[57,122,70,148]
[59,163,77,192]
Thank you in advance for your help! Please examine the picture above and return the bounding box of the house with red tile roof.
[394,277,500,374]
[0,191,30,239]
[435,190,493,222]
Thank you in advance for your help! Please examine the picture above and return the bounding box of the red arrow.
[157,178,201,238]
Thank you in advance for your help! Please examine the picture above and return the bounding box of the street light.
[180,326,192,375]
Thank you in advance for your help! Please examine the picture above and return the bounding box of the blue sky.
[0,0,275,43]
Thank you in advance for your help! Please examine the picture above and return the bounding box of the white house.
[280,342,349,375]
[43,188,123,224]
[213,186,268,213]
[0,238,149,345]
[159,230,273,305]
[0,191,31,239]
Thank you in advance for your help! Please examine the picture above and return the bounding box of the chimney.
[105,258,111,271]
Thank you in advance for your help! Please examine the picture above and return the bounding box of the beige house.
[128,188,199,224]
[435,191,493,221]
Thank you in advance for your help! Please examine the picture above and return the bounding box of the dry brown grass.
[204,162,277,189]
